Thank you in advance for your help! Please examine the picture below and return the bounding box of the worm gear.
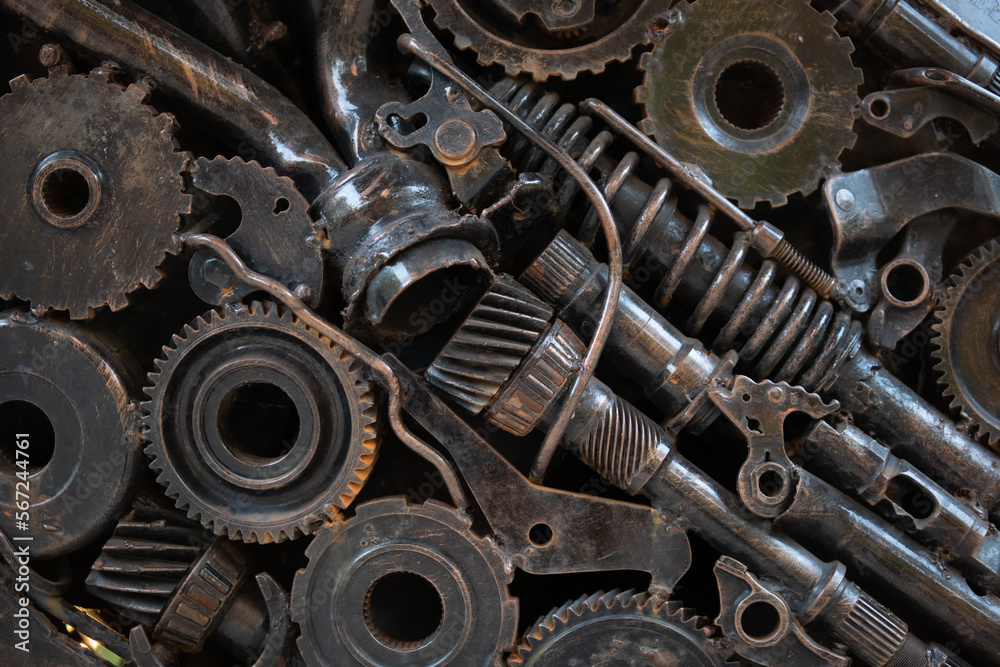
[142,301,380,543]
[427,0,674,81]
[0,66,191,318]
[636,0,862,208]
[291,497,518,667]
[931,238,1000,448]
[507,589,732,665]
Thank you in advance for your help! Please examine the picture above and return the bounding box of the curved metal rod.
[894,67,1000,116]
[395,35,625,483]
[178,233,470,510]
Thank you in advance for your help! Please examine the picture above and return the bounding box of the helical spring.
[491,77,863,393]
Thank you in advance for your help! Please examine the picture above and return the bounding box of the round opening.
[529,523,554,546]
[868,97,891,120]
[886,476,936,520]
[714,60,786,131]
[40,167,91,219]
[273,197,290,214]
[739,600,782,641]
[883,261,928,306]
[757,469,785,498]
[218,382,299,461]
[365,571,444,648]
[375,265,482,336]
[0,401,56,474]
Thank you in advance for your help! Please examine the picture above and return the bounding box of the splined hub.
[142,301,380,543]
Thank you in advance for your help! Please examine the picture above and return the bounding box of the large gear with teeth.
[427,0,673,81]
[142,301,380,543]
[507,589,733,665]
[931,238,1000,449]
[0,66,191,318]
[636,0,862,208]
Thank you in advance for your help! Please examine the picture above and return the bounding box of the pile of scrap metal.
[2,0,1000,664]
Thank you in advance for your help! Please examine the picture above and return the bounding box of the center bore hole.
[884,263,927,304]
[40,167,91,218]
[219,382,299,461]
[714,60,786,131]
[0,401,56,474]
[758,470,785,498]
[365,571,444,648]
[740,601,782,641]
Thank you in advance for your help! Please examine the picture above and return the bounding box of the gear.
[636,0,862,208]
[508,589,732,665]
[428,0,673,81]
[931,238,1000,448]
[142,301,380,543]
[0,66,191,318]
[186,156,325,307]
[291,497,518,667]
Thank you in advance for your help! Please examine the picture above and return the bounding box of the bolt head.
[835,188,855,212]
[434,119,478,162]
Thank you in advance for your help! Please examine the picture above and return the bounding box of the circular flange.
[0,311,144,557]
[142,301,380,543]
[292,497,518,667]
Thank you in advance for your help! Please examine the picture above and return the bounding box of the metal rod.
[894,67,1000,116]
[396,35,625,483]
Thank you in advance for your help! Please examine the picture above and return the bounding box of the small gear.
[291,497,519,667]
[0,66,191,318]
[636,0,862,208]
[508,589,733,665]
[142,301,380,543]
[931,238,1000,448]
[428,0,673,81]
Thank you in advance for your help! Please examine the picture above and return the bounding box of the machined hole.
[886,476,936,520]
[757,469,784,498]
[739,600,782,641]
[364,571,444,649]
[883,260,928,306]
[0,401,56,474]
[714,60,786,132]
[40,167,92,219]
[868,96,891,120]
[529,522,554,546]
[218,382,300,461]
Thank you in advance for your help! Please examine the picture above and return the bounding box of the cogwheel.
[428,0,674,81]
[931,238,1000,448]
[292,497,518,667]
[508,589,734,665]
[142,301,381,543]
[636,0,863,208]
[0,66,192,318]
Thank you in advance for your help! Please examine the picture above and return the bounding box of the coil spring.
[492,77,863,393]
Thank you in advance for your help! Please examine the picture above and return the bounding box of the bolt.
[835,188,856,212]
[38,43,66,68]
[434,118,478,163]
[768,386,785,404]
[552,0,581,17]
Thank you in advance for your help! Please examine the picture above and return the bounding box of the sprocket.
[931,238,1000,448]
[0,66,191,318]
[636,0,862,208]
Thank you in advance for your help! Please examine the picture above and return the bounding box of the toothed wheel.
[291,497,519,667]
[636,0,862,208]
[508,589,733,666]
[931,238,1000,449]
[142,301,380,543]
[427,0,673,81]
[0,66,192,318]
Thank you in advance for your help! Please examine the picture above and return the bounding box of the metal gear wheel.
[507,589,732,665]
[931,238,1000,448]
[0,66,191,318]
[428,0,674,81]
[142,301,380,543]
[636,0,862,208]
[291,497,519,667]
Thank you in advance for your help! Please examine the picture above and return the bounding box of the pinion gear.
[0,66,191,318]
[931,238,1000,448]
[636,0,862,208]
[142,301,380,543]
[508,589,733,665]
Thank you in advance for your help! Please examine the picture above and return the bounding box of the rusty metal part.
[142,301,381,543]
[0,66,191,319]
[507,589,732,666]
[931,238,1000,448]
[427,0,673,81]
[922,0,1000,57]
[714,558,850,666]
[893,67,1000,117]
[484,0,598,34]
[860,86,998,144]
[291,497,518,667]
[636,0,862,208]
[0,311,144,558]
[186,157,324,309]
